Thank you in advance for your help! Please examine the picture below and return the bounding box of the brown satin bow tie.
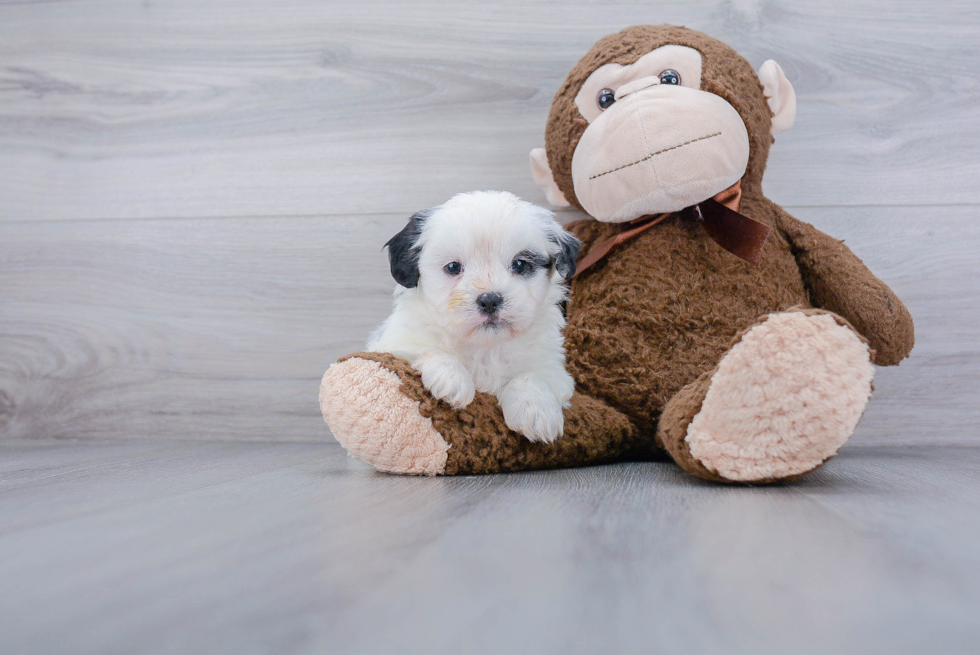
[573,180,772,279]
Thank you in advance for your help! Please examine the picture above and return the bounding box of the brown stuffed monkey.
[320,25,914,483]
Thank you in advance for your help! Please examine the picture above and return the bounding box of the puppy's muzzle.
[476,292,503,316]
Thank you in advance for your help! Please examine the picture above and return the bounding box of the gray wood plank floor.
[2,440,979,655]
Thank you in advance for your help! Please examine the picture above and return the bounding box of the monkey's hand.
[417,354,475,409]
[498,373,566,443]
[773,204,914,366]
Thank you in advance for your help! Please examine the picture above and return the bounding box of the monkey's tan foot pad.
[685,312,874,482]
[320,357,449,476]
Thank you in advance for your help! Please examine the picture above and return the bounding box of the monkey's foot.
[320,355,450,476]
[321,352,646,476]
[660,311,875,483]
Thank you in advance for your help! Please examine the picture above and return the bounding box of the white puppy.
[367,190,581,443]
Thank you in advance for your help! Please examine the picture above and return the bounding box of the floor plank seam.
[3,202,979,225]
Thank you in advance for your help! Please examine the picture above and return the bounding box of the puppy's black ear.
[384,209,432,288]
[549,227,582,281]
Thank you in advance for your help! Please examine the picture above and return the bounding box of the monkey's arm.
[773,206,914,365]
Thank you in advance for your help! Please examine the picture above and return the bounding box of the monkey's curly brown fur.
[551,26,913,448]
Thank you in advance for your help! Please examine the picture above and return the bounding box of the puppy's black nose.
[476,292,503,315]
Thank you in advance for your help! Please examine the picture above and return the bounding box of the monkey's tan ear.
[758,60,796,135]
[530,148,571,207]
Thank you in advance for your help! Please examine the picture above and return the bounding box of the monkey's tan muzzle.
[570,85,750,222]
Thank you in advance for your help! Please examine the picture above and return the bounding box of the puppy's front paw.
[418,355,476,409]
[499,375,564,443]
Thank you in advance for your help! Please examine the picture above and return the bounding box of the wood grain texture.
[1,205,976,444]
[1,439,979,654]
[0,213,395,441]
[0,0,978,221]
[0,0,976,446]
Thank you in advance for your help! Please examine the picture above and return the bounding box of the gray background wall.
[1,0,978,444]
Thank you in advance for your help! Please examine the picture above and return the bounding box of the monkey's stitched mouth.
[589,132,722,180]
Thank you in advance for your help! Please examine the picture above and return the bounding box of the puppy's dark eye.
[511,259,533,276]
[596,88,616,110]
[659,69,681,85]
[444,261,462,276]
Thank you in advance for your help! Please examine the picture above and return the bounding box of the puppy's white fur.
[367,191,579,443]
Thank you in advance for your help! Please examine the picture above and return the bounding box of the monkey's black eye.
[444,261,462,276]
[659,69,681,85]
[511,259,533,276]
[596,88,616,110]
